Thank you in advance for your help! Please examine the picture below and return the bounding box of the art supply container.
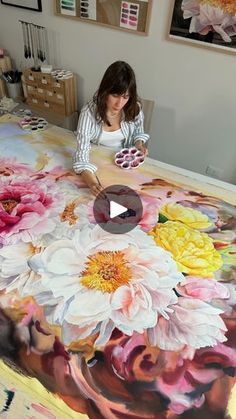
[6,81,23,100]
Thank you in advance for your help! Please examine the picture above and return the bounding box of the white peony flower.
[0,241,50,297]
[182,0,236,42]
[148,296,227,352]
[27,225,183,346]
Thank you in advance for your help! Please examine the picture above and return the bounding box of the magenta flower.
[0,177,63,245]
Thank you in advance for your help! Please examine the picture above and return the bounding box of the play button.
[110,201,127,219]
[93,185,143,234]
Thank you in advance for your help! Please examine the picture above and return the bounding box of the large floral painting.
[169,0,236,53]
[0,114,236,418]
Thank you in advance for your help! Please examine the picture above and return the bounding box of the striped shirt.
[73,99,149,174]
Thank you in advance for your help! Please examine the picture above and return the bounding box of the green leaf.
[159,213,168,223]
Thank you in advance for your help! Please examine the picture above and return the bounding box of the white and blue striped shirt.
[73,100,149,174]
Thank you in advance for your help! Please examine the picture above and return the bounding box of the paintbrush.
[95,174,108,200]
[95,174,102,188]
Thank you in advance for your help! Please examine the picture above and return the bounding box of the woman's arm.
[73,104,103,195]
[133,106,150,154]
[72,105,97,174]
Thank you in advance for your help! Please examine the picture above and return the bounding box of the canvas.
[0,114,236,418]
[169,0,236,54]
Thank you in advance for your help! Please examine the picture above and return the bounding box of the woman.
[73,61,149,195]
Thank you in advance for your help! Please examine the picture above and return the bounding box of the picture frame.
[0,0,42,12]
[54,0,152,36]
[169,0,236,54]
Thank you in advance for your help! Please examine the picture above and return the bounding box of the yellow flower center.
[29,243,43,254]
[81,251,132,293]
[200,0,236,15]
[1,199,19,213]
[60,201,78,225]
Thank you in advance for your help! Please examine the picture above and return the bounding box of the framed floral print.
[169,0,236,54]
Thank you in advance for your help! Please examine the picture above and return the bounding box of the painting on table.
[169,0,236,54]
[0,114,235,418]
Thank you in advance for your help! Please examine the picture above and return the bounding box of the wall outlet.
[206,165,224,179]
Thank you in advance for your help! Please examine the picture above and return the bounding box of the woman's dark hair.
[94,61,140,125]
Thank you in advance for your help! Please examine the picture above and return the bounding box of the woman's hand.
[81,171,103,196]
[90,183,103,196]
[135,140,148,156]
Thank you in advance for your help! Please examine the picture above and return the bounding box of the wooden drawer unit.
[39,74,52,87]
[26,84,46,100]
[45,88,65,105]
[24,69,41,84]
[52,79,64,92]
[23,69,77,116]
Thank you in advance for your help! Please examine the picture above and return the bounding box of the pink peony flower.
[0,157,34,176]
[0,177,63,245]
[148,296,227,352]
[177,276,230,301]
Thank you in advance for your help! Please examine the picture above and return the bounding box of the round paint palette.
[19,116,48,132]
[115,147,145,169]
[51,69,73,80]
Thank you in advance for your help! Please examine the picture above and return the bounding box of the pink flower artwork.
[170,0,236,54]
[0,120,235,418]
[0,177,63,245]
[182,0,236,42]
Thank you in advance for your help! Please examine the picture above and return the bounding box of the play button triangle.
[110,201,127,219]
[93,184,143,234]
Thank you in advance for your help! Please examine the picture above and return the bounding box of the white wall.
[0,0,235,184]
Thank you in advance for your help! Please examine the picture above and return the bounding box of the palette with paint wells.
[19,116,48,132]
[51,69,73,80]
[13,108,32,118]
[115,147,145,169]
